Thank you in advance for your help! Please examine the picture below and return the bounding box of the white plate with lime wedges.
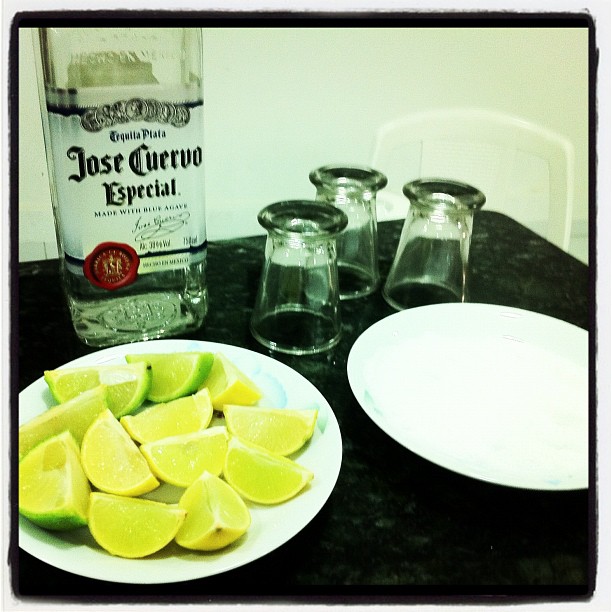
[347,303,589,491]
[19,339,342,584]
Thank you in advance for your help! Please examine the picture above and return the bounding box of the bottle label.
[83,241,140,290]
[46,98,207,287]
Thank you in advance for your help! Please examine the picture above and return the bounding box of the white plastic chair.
[371,108,575,252]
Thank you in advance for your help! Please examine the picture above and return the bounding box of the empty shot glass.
[309,165,387,300]
[382,179,485,310]
[250,200,348,355]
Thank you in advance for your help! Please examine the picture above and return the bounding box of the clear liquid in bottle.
[34,28,208,346]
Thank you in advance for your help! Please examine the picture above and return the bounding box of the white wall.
[18,26,590,263]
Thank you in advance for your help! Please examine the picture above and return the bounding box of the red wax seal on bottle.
[83,242,140,290]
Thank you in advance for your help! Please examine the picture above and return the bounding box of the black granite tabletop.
[12,211,595,604]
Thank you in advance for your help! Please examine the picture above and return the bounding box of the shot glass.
[382,178,485,310]
[250,200,348,355]
[309,165,387,300]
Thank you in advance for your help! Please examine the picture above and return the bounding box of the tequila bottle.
[34,27,208,347]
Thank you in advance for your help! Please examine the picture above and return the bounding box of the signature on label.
[133,211,190,241]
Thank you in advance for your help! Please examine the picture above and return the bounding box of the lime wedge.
[223,436,314,505]
[140,426,228,488]
[176,471,250,551]
[81,409,160,497]
[201,353,262,411]
[125,352,214,403]
[120,388,213,444]
[44,362,151,417]
[88,492,185,558]
[19,431,91,531]
[224,405,318,456]
[19,385,109,461]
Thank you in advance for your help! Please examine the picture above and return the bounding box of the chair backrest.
[371,108,575,251]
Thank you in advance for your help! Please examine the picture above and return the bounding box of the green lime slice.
[120,388,213,444]
[125,352,214,403]
[44,362,151,417]
[19,431,91,531]
[88,492,185,558]
[19,385,109,461]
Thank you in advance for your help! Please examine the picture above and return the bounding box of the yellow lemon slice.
[140,426,229,488]
[88,492,185,559]
[81,409,159,496]
[125,352,214,403]
[224,405,318,456]
[19,385,108,461]
[19,431,90,531]
[176,471,251,551]
[223,436,314,505]
[200,353,262,411]
[43,362,151,417]
[120,388,213,444]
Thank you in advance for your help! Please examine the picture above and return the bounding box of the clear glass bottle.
[309,165,387,299]
[382,178,485,310]
[33,28,208,347]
